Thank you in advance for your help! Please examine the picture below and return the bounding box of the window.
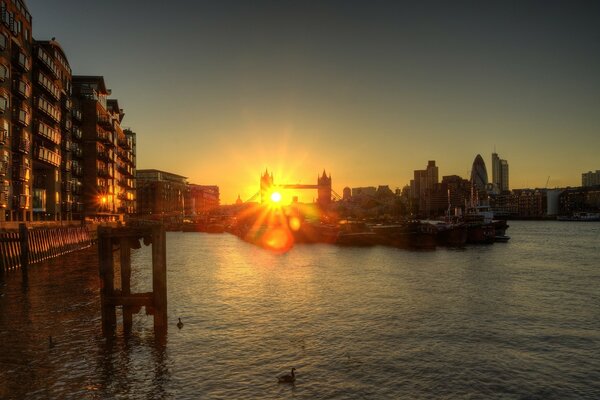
[17,51,29,70]
[0,32,6,50]
[0,63,8,81]
[0,93,7,113]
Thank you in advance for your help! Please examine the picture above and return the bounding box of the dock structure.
[97,224,167,337]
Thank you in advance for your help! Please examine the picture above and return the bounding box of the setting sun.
[270,191,282,203]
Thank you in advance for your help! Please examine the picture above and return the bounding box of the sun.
[270,191,282,203]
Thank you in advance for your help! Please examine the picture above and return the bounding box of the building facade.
[31,39,71,221]
[470,154,488,191]
[185,184,219,216]
[72,76,135,220]
[136,169,187,221]
[582,170,600,187]
[1,0,33,222]
[0,3,137,224]
[491,152,509,193]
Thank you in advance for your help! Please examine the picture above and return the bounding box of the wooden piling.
[152,225,168,334]
[98,225,167,338]
[120,237,133,334]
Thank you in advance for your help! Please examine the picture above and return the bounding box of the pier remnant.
[98,224,167,337]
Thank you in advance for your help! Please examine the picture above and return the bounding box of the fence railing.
[0,224,91,272]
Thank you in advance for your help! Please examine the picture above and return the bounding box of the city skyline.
[27,0,600,203]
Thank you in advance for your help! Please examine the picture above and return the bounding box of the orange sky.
[28,1,600,203]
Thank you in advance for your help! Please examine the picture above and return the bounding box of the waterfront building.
[582,170,600,187]
[470,154,488,191]
[185,184,220,216]
[136,169,187,221]
[31,39,71,221]
[72,76,135,221]
[559,186,600,215]
[0,2,137,224]
[107,101,136,215]
[0,0,33,222]
[120,128,136,214]
[491,152,509,193]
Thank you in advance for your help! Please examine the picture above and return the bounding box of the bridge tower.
[317,170,332,208]
[260,169,274,203]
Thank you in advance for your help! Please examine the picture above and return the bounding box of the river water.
[0,221,599,399]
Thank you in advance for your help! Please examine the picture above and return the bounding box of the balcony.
[0,160,7,176]
[72,183,82,195]
[118,137,131,149]
[0,126,7,145]
[14,79,32,99]
[72,165,83,177]
[14,108,31,127]
[36,47,58,78]
[72,127,83,141]
[16,165,30,181]
[35,97,61,123]
[17,194,30,209]
[62,181,72,193]
[97,114,114,131]
[15,51,31,72]
[35,121,61,146]
[97,167,109,177]
[36,72,60,100]
[0,182,8,208]
[17,135,30,154]
[98,150,111,161]
[35,146,61,168]
[72,109,82,121]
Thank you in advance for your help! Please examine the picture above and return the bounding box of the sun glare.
[270,191,282,203]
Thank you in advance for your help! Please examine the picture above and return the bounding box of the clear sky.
[28,0,600,203]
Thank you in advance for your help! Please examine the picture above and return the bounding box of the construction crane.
[545,176,550,188]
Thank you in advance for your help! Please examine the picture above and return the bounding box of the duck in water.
[277,368,296,383]
[177,318,184,329]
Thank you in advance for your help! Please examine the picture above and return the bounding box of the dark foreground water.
[1,221,599,399]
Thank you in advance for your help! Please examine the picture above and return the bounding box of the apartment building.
[0,0,33,222]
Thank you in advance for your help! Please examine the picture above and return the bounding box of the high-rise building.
[71,76,136,220]
[1,0,33,222]
[0,2,138,223]
[492,152,509,193]
[470,154,488,191]
[582,170,600,187]
[31,39,72,221]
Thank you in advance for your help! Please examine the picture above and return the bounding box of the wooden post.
[152,225,167,335]
[120,237,133,334]
[19,223,28,283]
[98,227,116,337]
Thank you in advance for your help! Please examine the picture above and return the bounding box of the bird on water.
[177,318,183,329]
[277,368,296,383]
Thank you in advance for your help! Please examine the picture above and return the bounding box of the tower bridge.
[253,169,337,206]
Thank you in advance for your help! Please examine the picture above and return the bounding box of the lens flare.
[270,191,282,203]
